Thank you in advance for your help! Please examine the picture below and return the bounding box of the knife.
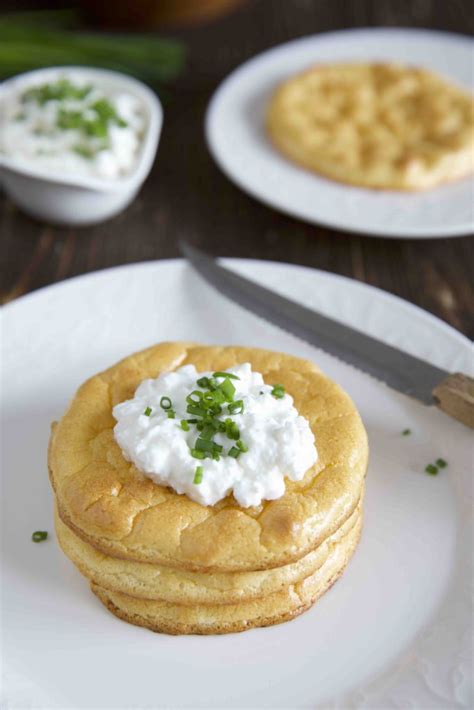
[180,241,474,429]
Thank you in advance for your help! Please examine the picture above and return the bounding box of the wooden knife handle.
[432,373,474,429]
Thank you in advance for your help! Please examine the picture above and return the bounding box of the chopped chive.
[187,418,198,424]
[186,404,207,417]
[167,410,175,419]
[271,384,285,399]
[425,464,438,476]
[160,396,172,410]
[225,420,240,440]
[143,406,152,417]
[197,376,210,388]
[213,371,240,380]
[195,438,223,454]
[228,400,244,415]
[190,449,205,460]
[228,447,240,458]
[32,531,48,543]
[193,466,203,484]
[219,377,236,401]
[180,420,190,431]
[402,429,411,436]
[186,391,203,404]
[436,458,447,468]
[236,439,248,453]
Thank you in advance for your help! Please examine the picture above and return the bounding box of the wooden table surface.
[2,0,473,337]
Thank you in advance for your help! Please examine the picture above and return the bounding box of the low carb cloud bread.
[267,62,474,191]
[49,343,368,634]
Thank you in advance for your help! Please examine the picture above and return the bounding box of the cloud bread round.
[49,343,368,572]
[266,62,474,191]
[91,515,362,635]
[55,500,362,605]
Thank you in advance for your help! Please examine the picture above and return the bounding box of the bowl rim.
[0,65,162,193]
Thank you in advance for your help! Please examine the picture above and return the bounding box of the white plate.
[206,29,474,238]
[1,260,472,709]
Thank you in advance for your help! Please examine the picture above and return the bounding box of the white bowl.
[0,66,162,226]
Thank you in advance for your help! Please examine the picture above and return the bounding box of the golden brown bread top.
[49,343,368,572]
[266,62,474,190]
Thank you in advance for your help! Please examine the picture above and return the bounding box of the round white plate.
[1,260,472,709]
[206,28,474,238]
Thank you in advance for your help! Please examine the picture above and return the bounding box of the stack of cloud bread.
[49,343,368,635]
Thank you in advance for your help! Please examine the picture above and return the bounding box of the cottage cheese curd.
[113,363,317,507]
[0,74,145,180]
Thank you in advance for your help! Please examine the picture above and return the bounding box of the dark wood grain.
[1,0,473,337]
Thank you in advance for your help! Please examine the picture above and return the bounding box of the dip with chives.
[0,73,146,180]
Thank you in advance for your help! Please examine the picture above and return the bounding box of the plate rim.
[2,258,471,351]
[205,27,474,239]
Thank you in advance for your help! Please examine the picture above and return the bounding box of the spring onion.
[32,531,48,542]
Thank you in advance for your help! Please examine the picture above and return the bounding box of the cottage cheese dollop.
[113,363,317,507]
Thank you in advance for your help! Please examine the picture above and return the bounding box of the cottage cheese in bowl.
[0,75,145,180]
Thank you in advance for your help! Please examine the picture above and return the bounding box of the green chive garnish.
[402,429,411,436]
[180,420,190,431]
[197,376,210,388]
[425,464,438,475]
[193,466,203,484]
[143,406,152,417]
[186,391,203,404]
[32,531,48,543]
[191,449,205,459]
[271,384,285,399]
[236,439,248,453]
[228,447,240,458]
[436,458,447,468]
[225,419,240,440]
[160,396,172,410]
[213,372,240,380]
[167,410,175,419]
[228,400,244,415]
[218,378,235,401]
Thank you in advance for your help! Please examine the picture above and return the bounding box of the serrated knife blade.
[180,241,474,428]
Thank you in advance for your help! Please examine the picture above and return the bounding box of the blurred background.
[1,0,473,336]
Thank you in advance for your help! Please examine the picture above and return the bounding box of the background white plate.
[206,28,474,238]
[1,260,472,709]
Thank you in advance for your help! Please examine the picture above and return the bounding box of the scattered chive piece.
[271,384,285,399]
[213,371,240,380]
[228,447,240,458]
[187,418,198,424]
[425,464,438,476]
[190,449,205,460]
[236,439,248,453]
[228,400,244,415]
[32,531,48,543]
[180,420,190,431]
[436,458,447,468]
[197,376,210,389]
[402,429,411,436]
[193,466,203,484]
[160,396,172,410]
[167,410,175,419]
[186,404,207,417]
[219,377,236,401]
[143,406,152,417]
[186,391,203,404]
